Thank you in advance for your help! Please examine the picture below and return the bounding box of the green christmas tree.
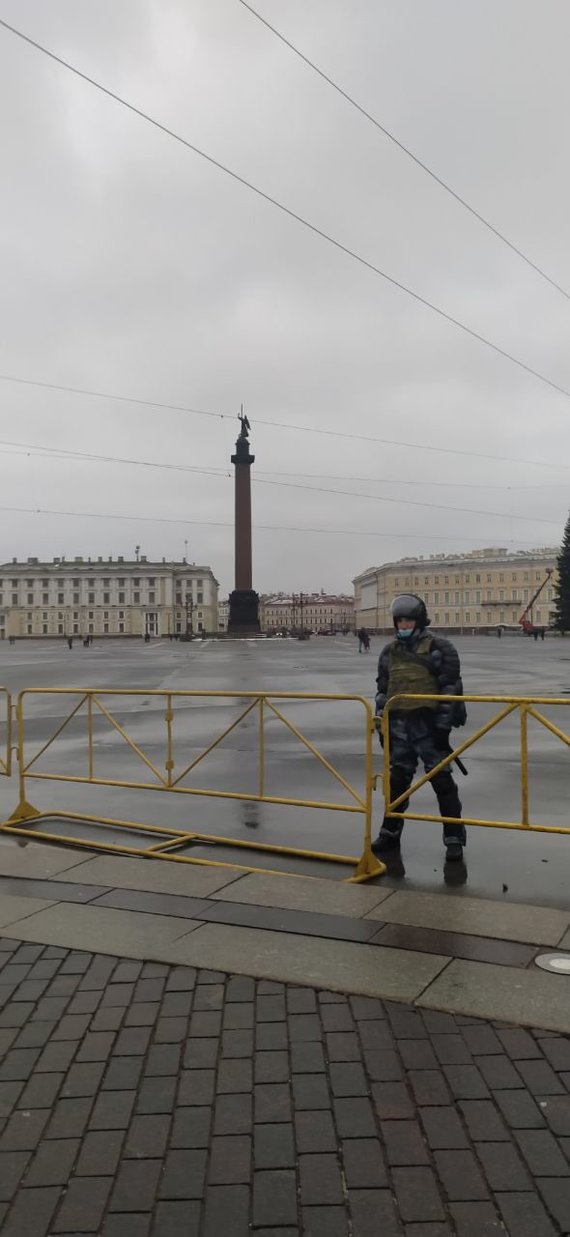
[553,512,570,633]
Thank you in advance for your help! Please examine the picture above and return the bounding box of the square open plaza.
[0,631,568,910]
[1,634,570,1237]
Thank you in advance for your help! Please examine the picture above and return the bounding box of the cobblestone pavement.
[1,936,570,1236]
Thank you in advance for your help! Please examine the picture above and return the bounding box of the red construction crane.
[518,569,553,634]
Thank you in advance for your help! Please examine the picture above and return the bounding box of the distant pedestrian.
[357,627,370,653]
[67,636,73,650]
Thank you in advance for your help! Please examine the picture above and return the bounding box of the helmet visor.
[391,594,422,622]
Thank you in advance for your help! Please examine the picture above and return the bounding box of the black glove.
[434,728,451,752]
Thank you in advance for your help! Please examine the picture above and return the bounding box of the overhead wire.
[1,18,570,401]
[237,0,570,301]
[251,476,561,526]
[1,438,567,489]
[0,503,552,546]
[0,440,562,525]
[1,373,570,472]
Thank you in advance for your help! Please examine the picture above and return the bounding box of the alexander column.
[228,410,260,633]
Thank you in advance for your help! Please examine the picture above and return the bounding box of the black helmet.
[390,593,428,630]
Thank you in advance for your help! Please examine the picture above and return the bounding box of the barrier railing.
[0,688,11,776]
[3,688,384,881]
[381,693,570,833]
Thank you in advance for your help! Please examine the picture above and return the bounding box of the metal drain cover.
[535,952,570,974]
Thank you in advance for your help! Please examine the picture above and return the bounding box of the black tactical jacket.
[375,628,465,731]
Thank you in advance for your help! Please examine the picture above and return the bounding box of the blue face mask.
[396,627,414,639]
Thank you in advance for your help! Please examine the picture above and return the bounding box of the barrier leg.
[7,797,41,823]
[348,740,386,881]
[350,846,386,882]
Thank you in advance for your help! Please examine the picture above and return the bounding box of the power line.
[261,471,567,492]
[2,437,566,489]
[1,19,570,402]
[0,503,550,545]
[0,441,228,480]
[237,0,570,302]
[1,439,562,525]
[1,373,570,472]
[252,476,561,526]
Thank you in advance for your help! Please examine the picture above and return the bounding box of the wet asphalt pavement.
[0,634,569,909]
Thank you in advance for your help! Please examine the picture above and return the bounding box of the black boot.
[371,830,401,855]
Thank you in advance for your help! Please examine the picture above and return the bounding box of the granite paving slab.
[372,922,537,968]
[418,958,570,1034]
[556,926,570,951]
[59,854,243,897]
[211,872,392,917]
[199,900,381,943]
[0,893,58,929]
[168,923,449,1002]
[0,842,96,879]
[0,903,200,959]
[367,889,570,947]
[0,876,111,905]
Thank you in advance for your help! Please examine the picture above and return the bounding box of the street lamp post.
[185,595,193,640]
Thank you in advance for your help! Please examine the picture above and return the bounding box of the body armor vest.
[387,635,438,711]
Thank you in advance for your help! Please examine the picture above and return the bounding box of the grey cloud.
[1,0,569,594]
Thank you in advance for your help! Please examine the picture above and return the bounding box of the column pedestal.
[228,588,260,633]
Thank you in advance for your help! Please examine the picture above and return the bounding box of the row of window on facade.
[0,592,204,606]
[431,610,545,625]
[0,577,205,587]
[406,588,555,607]
[393,570,548,587]
[0,582,205,604]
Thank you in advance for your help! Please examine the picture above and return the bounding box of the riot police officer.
[373,594,467,862]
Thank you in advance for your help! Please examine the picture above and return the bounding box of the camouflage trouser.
[381,712,465,846]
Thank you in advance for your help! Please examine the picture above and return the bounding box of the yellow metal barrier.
[0,687,12,777]
[2,688,384,882]
[380,693,570,834]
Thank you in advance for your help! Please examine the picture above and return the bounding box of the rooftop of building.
[1,556,216,574]
[353,546,559,582]
[261,592,354,606]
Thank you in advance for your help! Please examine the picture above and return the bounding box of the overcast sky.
[1,0,569,596]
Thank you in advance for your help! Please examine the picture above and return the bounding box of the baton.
[449,747,468,776]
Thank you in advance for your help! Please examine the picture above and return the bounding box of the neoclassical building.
[354,547,558,632]
[0,556,218,639]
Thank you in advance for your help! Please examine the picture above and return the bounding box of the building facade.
[0,557,218,639]
[217,599,229,632]
[260,593,354,634]
[354,548,558,633]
